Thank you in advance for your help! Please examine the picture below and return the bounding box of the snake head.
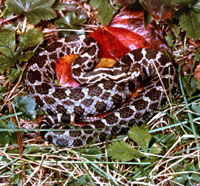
[45,131,74,147]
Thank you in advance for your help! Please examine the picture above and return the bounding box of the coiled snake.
[25,35,177,147]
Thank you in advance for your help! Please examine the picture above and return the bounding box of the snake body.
[25,35,177,147]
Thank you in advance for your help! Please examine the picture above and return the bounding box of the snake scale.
[25,35,177,147]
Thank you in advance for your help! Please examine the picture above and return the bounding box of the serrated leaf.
[179,0,200,38]
[7,67,21,83]
[12,95,36,120]
[107,141,144,161]
[78,146,102,160]
[18,50,34,63]
[55,12,86,28]
[128,126,152,151]
[0,30,16,58]
[0,120,17,145]
[0,56,16,73]
[17,28,44,53]
[6,0,57,24]
[90,0,115,25]
[55,12,86,37]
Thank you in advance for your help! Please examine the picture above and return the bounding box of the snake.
[25,34,177,148]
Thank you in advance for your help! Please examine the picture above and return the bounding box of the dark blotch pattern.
[112,94,122,106]
[35,83,52,95]
[69,88,85,101]
[34,95,44,107]
[83,126,93,134]
[145,89,161,101]
[119,107,134,118]
[65,35,80,42]
[52,88,68,100]
[27,70,42,84]
[104,113,119,125]
[128,81,135,91]
[88,86,102,97]
[102,92,110,100]
[81,99,93,107]
[74,106,84,115]
[149,102,159,110]
[103,81,114,90]
[95,102,107,113]
[56,104,67,113]
[87,45,97,56]
[120,54,133,65]
[44,96,56,105]
[130,49,143,61]
[145,49,158,60]
[46,42,63,52]
[99,132,107,142]
[69,131,82,137]
[111,126,119,135]
[61,114,71,123]
[83,36,95,45]
[35,55,47,68]
[73,139,83,146]
[86,136,94,144]
[134,99,148,110]
[71,67,81,76]
[49,52,58,60]
[94,120,105,128]
[158,54,170,65]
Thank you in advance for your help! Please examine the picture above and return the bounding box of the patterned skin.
[25,35,177,147]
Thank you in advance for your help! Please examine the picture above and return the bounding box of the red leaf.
[140,0,175,21]
[90,26,151,60]
[110,8,170,52]
[56,54,80,87]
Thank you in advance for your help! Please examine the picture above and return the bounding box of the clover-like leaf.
[17,28,44,53]
[12,95,36,120]
[107,141,144,161]
[90,0,116,25]
[0,120,17,146]
[178,0,200,38]
[0,30,16,58]
[128,126,152,151]
[6,0,57,24]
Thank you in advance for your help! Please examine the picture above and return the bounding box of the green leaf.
[128,126,152,151]
[18,50,34,63]
[90,0,115,25]
[6,0,57,24]
[179,0,200,38]
[192,103,200,114]
[55,12,86,28]
[17,28,44,53]
[149,143,163,155]
[153,133,176,147]
[54,12,86,37]
[0,29,16,58]
[107,141,144,161]
[0,56,17,73]
[0,120,17,145]
[77,146,102,160]
[24,146,42,154]
[12,95,36,120]
[7,67,21,83]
